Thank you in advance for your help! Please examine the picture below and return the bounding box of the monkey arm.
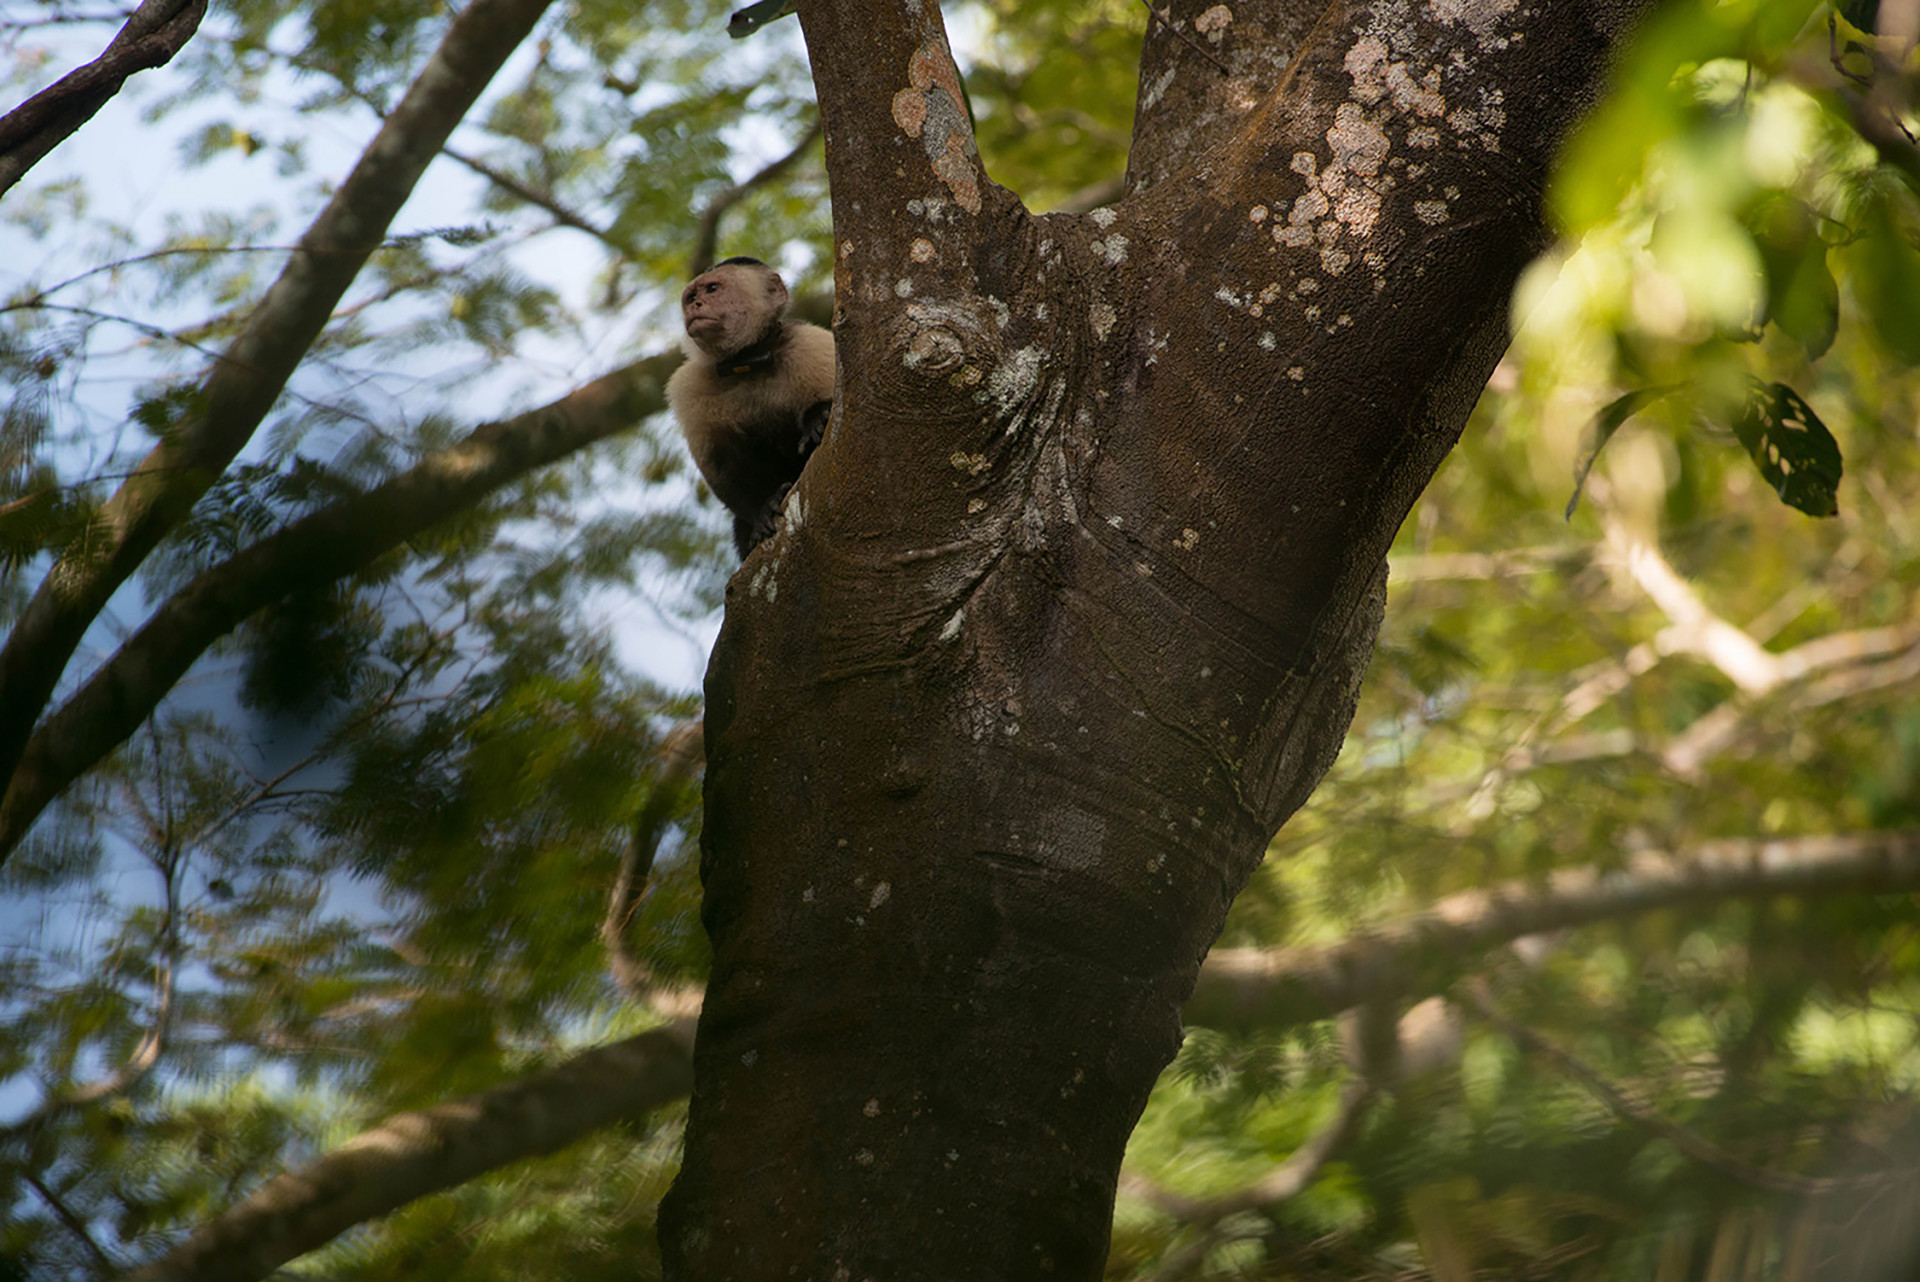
[731,398,832,557]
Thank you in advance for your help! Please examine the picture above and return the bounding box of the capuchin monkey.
[666,257,836,558]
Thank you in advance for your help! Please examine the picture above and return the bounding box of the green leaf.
[1565,386,1678,519]
[1728,379,1842,517]
[1750,194,1838,359]
[0,487,96,567]
[1850,202,1920,366]
[1770,245,1839,359]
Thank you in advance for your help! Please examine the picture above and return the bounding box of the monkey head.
[680,257,790,360]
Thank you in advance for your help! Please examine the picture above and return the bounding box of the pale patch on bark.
[1034,807,1109,872]
[894,42,980,213]
[1345,35,1447,116]
[1142,66,1177,110]
[984,346,1044,415]
[905,196,956,223]
[1427,0,1519,49]
[748,559,779,602]
[1195,4,1233,36]
[1327,102,1390,175]
[891,87,928,137]
[1270,0,1517,284]
[931,135,981,214]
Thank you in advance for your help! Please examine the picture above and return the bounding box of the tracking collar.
[713,329,782,379]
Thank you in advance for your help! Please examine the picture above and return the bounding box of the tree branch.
[0,0,206,197]
[1459,979,1898,1197]
[689,119,821,276]
[0,0,555,818]
[0,351,679,861]
[124,799,1907,1279]
[111,815,1906,1282]
[24,1169,123,1273]
[1663,628,1920,777]
[603,719,704,1003]
[1124,0,1325,193]
[443,145,628,250]
[1187,830,1920,1032]
[0,851,180,1139]
[1460,516,1920,801]
[1388,545,1585,584]
[1133,1075,1375,1227]
[1602,519,1782,695]
[1129,1077,1376,1282]
[110,1024,695,1282]
[797,0,990,306]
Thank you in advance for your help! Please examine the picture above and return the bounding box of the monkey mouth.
[686,316,725,336]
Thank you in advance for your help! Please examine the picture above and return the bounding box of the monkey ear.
[765,271,790,309]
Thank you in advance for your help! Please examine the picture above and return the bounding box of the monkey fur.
[666,257,836,558]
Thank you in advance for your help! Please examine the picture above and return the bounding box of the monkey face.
[681,262,789,358]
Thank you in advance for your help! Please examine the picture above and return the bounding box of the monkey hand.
[733,481,794,558]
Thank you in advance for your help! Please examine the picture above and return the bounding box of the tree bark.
[0,0,208,197]
[659,0,1648,1276]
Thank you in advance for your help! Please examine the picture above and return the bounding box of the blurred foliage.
[0,0,1916,1278]
[1121,1,1920,1274]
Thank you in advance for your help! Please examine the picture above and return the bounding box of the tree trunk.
[659,0,1648,1275]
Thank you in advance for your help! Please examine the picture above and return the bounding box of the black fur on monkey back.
[732,397,831,557]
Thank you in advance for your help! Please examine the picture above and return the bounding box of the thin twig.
[442,146,626,250]
[1461,978,1904,1197]
[24,1169,121,1273]
[194,641,447,850]
[602,720,704,1002]
[1136,0,1230,74]
[689,119,822,275]
[0,10,137,28]
[0,848,180,1140]
[1130,1076,1375,1281]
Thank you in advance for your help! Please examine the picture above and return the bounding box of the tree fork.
[660,0,1649,1275]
